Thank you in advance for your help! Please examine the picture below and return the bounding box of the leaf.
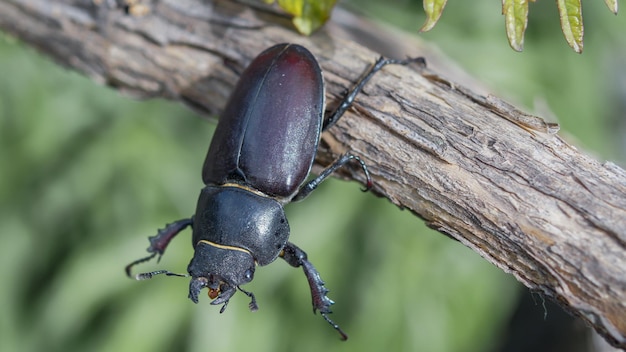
[502,0,529,51]
[420,0,448,32]
[603,0,618,14]
[266,0,338,35]
[556,0,584,53]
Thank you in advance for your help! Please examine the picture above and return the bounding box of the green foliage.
[555,0,584,52]
[502,0,530,51]
[420,0,448,32]
[272,0,617,53]
[420,0,615,53]
[265,0,338,35]
[604,0,619,13]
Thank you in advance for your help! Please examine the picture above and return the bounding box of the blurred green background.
[0,1,623,352]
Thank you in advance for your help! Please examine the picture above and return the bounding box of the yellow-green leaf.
[420,0,448,32]
[267,0,338,35]
[502,0,529,51]
[556,0,584,53]
[603,0,618,14]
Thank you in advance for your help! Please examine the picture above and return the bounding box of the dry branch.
[1,0,624,348]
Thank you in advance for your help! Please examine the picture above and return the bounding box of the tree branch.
[2,0,624,348]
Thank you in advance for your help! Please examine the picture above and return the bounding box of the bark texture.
[1,0,624,348]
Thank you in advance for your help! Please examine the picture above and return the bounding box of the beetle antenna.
[321,312,348,341]
[237,286,258,312]
[133,269,188,280]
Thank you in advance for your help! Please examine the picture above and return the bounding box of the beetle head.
[187,241,257,311]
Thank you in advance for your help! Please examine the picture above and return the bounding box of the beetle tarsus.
[321,313,348,341]
[281,242,346,339]
[238,286,258,312]
[323,55,425,131]
[124,252,157,277]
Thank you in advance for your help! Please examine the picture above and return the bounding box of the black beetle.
[126,43,420,340]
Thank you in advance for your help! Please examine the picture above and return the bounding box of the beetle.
[126,43,421,340]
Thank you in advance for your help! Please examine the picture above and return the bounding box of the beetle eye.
[244,269,254,281]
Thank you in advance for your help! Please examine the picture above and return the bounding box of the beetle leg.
[125,218,193,278]
[323,56,426,131]
[292,153,372,202]
[280,242,348,340]
[237,286,259,312]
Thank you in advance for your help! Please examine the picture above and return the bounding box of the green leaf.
[556,0,584,53]
[420,0,448,32]
[603,0,618,14]
[502,0,529,51]
[267,0,338,35]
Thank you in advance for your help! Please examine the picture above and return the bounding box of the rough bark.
[1,0,624,348]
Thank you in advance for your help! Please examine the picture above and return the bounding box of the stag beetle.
[126,43,420,340]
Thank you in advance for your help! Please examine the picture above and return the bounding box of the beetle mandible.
[126,43,421,340]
